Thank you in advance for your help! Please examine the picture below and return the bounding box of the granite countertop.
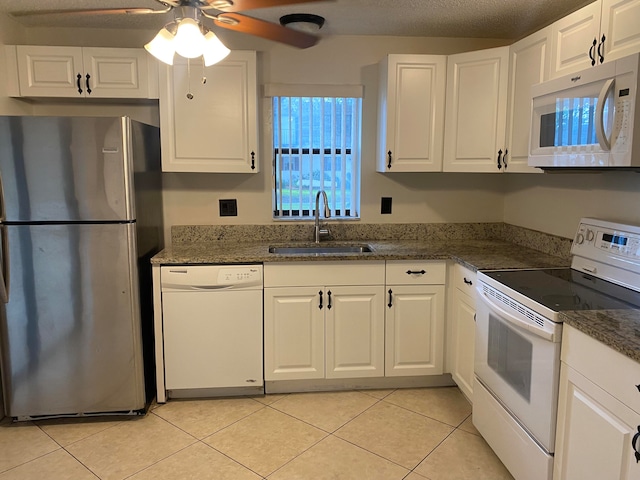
[560,310,640,364]
[152,237,640,365]
[151,239,570,271]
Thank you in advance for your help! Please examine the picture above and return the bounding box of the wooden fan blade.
[214,12,319,48]
[205,0,330,12]
[11,7,171,17]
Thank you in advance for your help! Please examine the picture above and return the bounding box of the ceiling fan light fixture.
[144,27,176,65]
[173,17,206,58]
[203,31,231,66]
[279,13,324,33]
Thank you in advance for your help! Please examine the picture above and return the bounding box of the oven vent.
[483,284,547,328]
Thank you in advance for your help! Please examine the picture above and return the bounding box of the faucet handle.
[318,225,331,240]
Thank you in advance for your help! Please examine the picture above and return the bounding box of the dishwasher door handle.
[162,284,235,292]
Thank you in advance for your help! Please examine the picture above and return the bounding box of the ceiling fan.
[11,0,330,65]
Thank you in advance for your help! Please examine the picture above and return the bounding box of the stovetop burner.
[482,268,640,312]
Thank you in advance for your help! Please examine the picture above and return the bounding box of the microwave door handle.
[477,287,556,342]
[595,78,615,151]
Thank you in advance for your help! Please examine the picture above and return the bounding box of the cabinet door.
[550,1,602,79]
[505,28,550,174]
[450,288,476,399]
[554,363,640,480]
[16,46,84,97]
[600,0,640,62]
[377,54,446,172]
[443,47,509,172]
[82,48,150,99]
[160,50,258,173]
[385,285,445,377]
[264,287,324,381]
[325,286,385,379]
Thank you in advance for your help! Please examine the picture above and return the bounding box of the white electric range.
[473,218,640,480]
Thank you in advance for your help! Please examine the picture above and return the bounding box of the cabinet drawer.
[264,261,385,287]
[562,325,640,413]
[453,263,477,298]
[385,260,445,285]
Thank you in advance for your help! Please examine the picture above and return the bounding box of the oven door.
[475,282,562,453]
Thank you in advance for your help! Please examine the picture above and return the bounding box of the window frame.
[270,95,362,220]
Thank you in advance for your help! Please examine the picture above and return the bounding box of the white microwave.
[529,53,640,169]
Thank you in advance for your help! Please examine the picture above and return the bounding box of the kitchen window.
[271,94,362,219]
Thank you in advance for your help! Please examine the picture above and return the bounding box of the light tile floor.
[0,387,514,479]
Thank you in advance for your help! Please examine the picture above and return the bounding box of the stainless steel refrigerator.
[0,116,164,420]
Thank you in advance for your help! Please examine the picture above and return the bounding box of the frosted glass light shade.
[174,18,205,58]
[144,28,176,65]
[203,31,231,66]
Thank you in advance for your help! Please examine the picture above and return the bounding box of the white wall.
[162,35,509,234]
[504,172,640,238]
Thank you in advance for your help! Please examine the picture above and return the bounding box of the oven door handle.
[478,288,557,342]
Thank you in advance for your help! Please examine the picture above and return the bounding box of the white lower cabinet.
[554,325,640,480]
[448,263,477,400]
[263,287,325,381]
[385,261,446,377]
[325,286,385,379]
[263,262,386,382]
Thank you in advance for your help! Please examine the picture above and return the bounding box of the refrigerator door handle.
[0,225,8,303]
[0,171,8,303]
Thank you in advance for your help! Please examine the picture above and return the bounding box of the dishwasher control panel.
[161,265,263,291]
[217,267,262,286]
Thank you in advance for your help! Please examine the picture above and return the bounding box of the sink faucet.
[314,190,331,243]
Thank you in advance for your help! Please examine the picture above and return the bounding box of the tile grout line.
[261,393,389,478]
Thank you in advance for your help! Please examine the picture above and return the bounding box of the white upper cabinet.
[159,50,258,173]
[550,0,640,79]
[601,0,640,61]
[443,46,510,172]
[505,27,551,173]
[377,54,447,172]
[11,46,154,99]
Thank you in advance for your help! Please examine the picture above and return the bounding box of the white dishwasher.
[161,265,263,398]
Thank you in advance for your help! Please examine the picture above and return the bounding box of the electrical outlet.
[219,199,238,217]
[381,197,392,214]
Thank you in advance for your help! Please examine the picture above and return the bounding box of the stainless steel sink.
[268,244,373,255]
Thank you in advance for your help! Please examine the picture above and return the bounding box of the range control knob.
[576,233,585,245]
[586,229,595,242]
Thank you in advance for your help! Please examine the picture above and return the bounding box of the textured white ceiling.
[1,0,595,40]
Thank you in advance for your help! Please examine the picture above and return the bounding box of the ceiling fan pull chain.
[201,57,207,85]
[186,58,194,100]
